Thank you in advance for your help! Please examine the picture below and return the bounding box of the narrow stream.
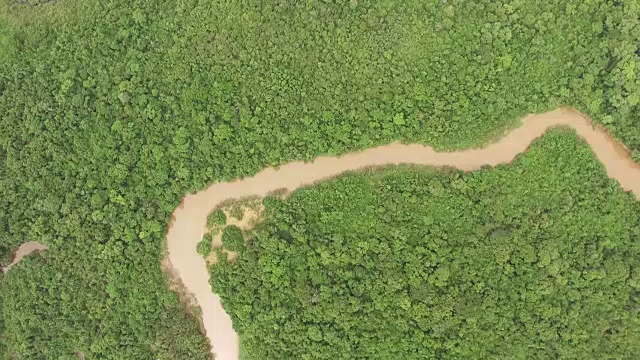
[165,108,640,360]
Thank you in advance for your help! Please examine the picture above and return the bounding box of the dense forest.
[212,130,640,359]
[0,0,639,358]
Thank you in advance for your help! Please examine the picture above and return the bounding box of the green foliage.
[196,234,212,257]
[153,306,211,360]
[0,0,639,357]
[229,206,244,221]
[1,0,90,26]
[221,226,245,253]
[207,209,227,227]
[211,130,640,359]
[0,290,4,356]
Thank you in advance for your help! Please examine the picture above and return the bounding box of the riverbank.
[165,108,640,360]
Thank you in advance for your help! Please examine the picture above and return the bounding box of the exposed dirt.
[164,108,640,360]
[2,241,48,274]
[205,203,265,265]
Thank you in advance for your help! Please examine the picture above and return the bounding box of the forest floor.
[164,108,640,360]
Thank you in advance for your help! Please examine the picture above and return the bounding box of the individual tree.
[221,226,245,252]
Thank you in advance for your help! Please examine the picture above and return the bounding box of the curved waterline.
[165,108,640,360]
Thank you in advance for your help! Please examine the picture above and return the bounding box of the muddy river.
[165,108,640,360]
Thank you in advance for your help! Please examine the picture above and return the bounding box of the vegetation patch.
[1,0,639,357]
[207,209,227,228]
[196,233,212,257]
[211,130,640,359]
[221,226,245,253]
[152,299,212,360]
[156,259,211,360]
[1,0,90,28]
[229,206,244,221]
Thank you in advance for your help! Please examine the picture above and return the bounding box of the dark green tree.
[221,226,245,253]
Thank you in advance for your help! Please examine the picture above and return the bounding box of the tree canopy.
[1,0,639,357]
[221,226,245,253]
[212,130,640,359]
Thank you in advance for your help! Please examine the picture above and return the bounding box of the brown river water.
[165,108,640,360]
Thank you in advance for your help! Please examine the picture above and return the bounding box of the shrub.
[207,209,227,227]
[221,226,245,252]
[229,206,244,221]
[196,233,212,257]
